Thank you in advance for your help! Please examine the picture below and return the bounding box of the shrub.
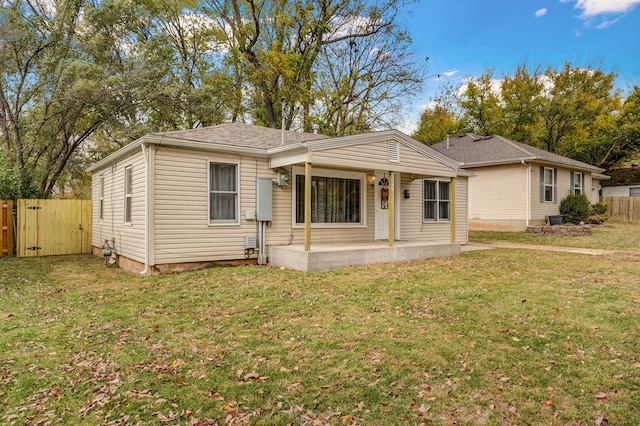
[559,193,590,224]
[587,202,609,224]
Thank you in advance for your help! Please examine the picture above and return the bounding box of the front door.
[375,172,390,240]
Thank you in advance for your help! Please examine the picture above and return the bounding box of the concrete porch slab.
[268,241,461,272]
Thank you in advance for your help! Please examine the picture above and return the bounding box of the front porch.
[268,241,460,272]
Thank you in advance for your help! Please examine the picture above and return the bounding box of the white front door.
[375,172,390,240]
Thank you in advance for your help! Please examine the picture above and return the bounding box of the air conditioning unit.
[276,169,290,186]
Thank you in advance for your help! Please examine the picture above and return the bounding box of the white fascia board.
[273,129,461,171]
[86,135,269,172]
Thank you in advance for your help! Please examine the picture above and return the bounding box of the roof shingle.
[430,134,603,172]
[149,122,328,149]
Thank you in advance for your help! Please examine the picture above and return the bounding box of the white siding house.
[88,123,471,273]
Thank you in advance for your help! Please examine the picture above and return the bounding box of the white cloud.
[571,0,640,18]
[535,8,548,17]
[443,70,459,77]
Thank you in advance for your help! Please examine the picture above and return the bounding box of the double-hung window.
[423,180,450,221]
[540,166,557,203]
[124,166,133,225]
[209,162,238,224]
[294,169,363,225]
[571,171,583,195]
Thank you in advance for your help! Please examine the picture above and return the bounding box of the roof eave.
[86,135,270,172]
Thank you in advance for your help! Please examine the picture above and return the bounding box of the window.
[294,170,363,225]
[124,166,132,224]
[540,166,557,203]
[630,187,640,197]
[423,180,450,221]
[209,162,238,224]
[571,171,583,195]
[99,175,104,221]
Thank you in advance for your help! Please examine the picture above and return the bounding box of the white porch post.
[304,162,312,252]
[388,171,395,247]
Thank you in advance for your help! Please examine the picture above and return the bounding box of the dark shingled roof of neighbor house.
[148,122,328,149]
[600,166,640,187]
[430,133,604,172]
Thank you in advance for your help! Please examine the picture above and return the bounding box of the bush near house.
[559,193,590,224]
[587,201,609,224]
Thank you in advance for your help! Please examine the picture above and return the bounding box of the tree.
[412,83,464,144]
[0,0,129,198]
[450,62,636,167]
[459,69,504,136]
[204,0,422,132]
[314,18,424,136]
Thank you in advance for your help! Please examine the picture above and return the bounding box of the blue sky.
[399,0,640,132]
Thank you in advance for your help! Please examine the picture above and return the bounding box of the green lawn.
[1,224,639,424]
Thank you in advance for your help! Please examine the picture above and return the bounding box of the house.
[87,123,471,273]
[600,164,640,197]
[430,134,608,231]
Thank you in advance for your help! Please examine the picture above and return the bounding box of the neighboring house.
[87,123,471,273]
[600,164,640,197]
[430,134,608,231]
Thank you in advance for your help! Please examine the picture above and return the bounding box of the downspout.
[141,143,150,276]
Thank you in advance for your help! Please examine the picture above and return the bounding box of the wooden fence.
[1,200,13,256]
[17,199,92,257]
[603,196,640,223]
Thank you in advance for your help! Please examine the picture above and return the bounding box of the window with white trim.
[294,169,364,226]
[124,166,132,225]
[209,162,238,224]
[571,171,583,195]
[541,167,557,203]
[423,179,450,221]
[99,175,104,221]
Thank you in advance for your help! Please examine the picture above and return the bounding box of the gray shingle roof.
[149,122,328,149]
[430,134,604,172]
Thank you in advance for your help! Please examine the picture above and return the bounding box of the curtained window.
[209,162,238,223]
[295,175,362,224]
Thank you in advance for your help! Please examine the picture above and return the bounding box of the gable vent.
[388,141,400,162]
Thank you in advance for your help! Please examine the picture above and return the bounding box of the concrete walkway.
[462,241,614,256]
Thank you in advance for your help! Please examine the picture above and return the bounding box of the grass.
[1,224,639,425]
[470,221,640,252]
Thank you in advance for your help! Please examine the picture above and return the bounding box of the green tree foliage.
[1,0,422,197]
[443,62,638,168]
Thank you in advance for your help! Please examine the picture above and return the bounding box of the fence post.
[1,200,13,256]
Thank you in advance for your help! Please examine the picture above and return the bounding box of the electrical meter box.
[256,178,273,221]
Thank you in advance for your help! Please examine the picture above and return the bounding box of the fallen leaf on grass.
[594,393,609,402]
[595,416,609,425]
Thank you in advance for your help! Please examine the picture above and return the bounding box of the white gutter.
[141,143,150,276]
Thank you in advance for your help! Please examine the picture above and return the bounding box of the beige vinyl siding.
[90,150,146,263]
[269,166,374,245]
[530,163,593,224]
[153,147,273,264]
[454,177,468,244]
[468,164,526,221]
[310,141,457,177]
[396,174,455,244]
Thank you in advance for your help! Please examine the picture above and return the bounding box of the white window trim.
[208,160,240,226]
[573,171,583,195]
[291,166,367,229]
[422,178,451,223]
[543,167,555,203]
[99,175,104,221]
[124,166,133,226]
